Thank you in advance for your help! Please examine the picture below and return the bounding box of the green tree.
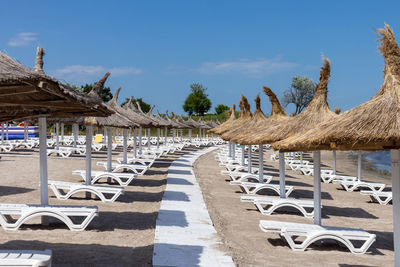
[214,104,230,115]
[80,84,113,102]
[282,76,315,114]
[120,97,151,113]
[183,83,212,116]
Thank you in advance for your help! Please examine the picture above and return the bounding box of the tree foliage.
[282,76,315,114]
[183,83,212,116]
[72,83,113,102]
[121,97,151,113]
[214,104,230,115]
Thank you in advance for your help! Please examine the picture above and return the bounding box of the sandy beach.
[194,148,394,266]
[0,147,191,266]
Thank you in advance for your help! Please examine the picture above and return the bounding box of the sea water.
[364,151,391,172]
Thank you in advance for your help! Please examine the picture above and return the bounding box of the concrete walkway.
[153,146,234,266]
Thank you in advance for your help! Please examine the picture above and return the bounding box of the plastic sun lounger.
[0,249,52,267]
[259,220,376,254]
[299,167,333,177]
[333,180,386,192]
[117,157,155,168]
[234,182,293,197]
[0,204,98,231]
[222,171,273,183]
[72,170,137,186]
[96,162,148,175]
[48,180,124,203]
[321,174,357,184]
[360,190,392,205]
[224,164,259,174]
[241,196,316,218]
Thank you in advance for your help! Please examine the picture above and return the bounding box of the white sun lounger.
[299,167,333,177]
[0,204,98,231]
[48,180,124,203]
[233,182,293,197]
[360,190,392,205]
[333,180,386,192]
[0,249,52,266]
[47,147,86,158]
[223,164,259,174]
[222,171,273,183]
[72,170,137,186]
[241,196,316,218]
[259,220,375,254]
[117,157,155,168]
[96,162,148,175]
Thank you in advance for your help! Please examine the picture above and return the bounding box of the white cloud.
[53,65,142,79]
[194,57,297,77]
[8,32,37,47]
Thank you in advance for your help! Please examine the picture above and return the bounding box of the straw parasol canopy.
[220,96,254,140]
[246,57,334,145]
[212,96,250,135]
[233,86,289,145]
[0,47,112,122]
[122,97,158,127]
[154,110,173,128]
[273,24,400,152]
[185,115,202,129]
[227,94,267,143]
[175,115,195,129]
[209,103,236,134]
[197,117,213,130]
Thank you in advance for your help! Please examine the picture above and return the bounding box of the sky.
[1,1,400,115]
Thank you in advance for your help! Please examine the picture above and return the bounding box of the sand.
[194,149,394,267]
[0,147,188,266]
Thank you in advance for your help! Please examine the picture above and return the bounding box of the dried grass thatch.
[209,103,236,134]
[233,86,289,145]
[0,47,112,122]
[122,97,156,127]
[221,95,263,141]
[273,24,400,152]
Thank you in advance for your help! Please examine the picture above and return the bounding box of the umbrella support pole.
[279,152,285,198]
[123,128,128,164]
[24,122,28,142]
[358,150,362,181]
[157,128,160,149]
[248,145,252,173]
[189,129,192,143]
[228,142,232,158]
[300,152,303,165]
[133,128,137,158]
[259,145,263,183]
[232,143,236,160]
[313,151,322,225]
[107,127,113,183]
[6,123,8,140]
[73,123,78,148]
[56,123,59,150]
[61,123,64,144]
[241,146,245,166]
[391,150,400,266]
[165,127,167,146]
[85,125,93,199]
[139,127,142,155]
[333,150,337,175]
[147,129,151,150]
[39,116,49,225]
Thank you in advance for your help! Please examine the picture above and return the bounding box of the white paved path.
[153,146,234,267]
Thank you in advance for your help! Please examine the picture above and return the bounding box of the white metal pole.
[103,127,107,144]
[55,123,59,150]
[391,150,400,266]
[123,128,128,164]
[172,129,175,143]
[73,123,78,148]
[333,150,337,175]
[259,145,263,183]
[24,122,27,141]
[147,128,151,150]
[1,124,4,144]
[165,127,167,145]
[133,127,137,158]
[232,143,236,160]
[61,123,64,144]
[300,152,303,165]
[279,152,286,198]
[241,146,245,166]
[85,125,93,199]
[139,126,142,155]
[248,145,252,173]
[39,117,48,206]
[189,129,192,143]
[313,150,322,225]
[157,128,160,149]
[107,127,112,173]
[358,150,362,181]
[6,123,8,140]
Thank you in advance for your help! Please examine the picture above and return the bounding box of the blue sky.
[1,1,400,115]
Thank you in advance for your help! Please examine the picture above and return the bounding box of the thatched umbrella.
[0,47,113,225]
[273,26,400,258]
[146,105,169,148]
[209,103,236,135]
[185,116,203,142]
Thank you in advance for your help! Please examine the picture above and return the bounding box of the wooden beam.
[0,85,38,96]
